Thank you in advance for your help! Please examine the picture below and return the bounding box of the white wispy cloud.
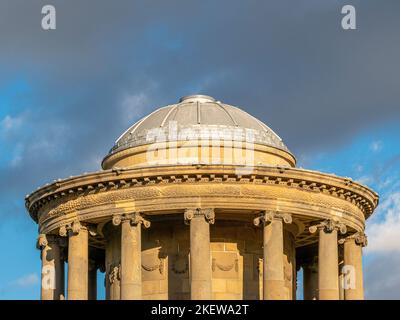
[120,92,149,127]
[365,192,400,253]
[0,272,39,297]
[13,273,39,287]
[0,114,25,133]
[355,175,373,187]
[369,140,383,152]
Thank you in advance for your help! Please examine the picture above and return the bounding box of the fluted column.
[185,208,214,300]
[112,213,150,300]
[60,221,88,300]
[340,232,367,300]
[302,257,318,300]
[254,211,292,300]
[37,234,65,300]
[310,220,346,300]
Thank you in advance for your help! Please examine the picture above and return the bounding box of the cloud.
[365,253,400,299]
[370,140,383,152]
[0,0,399,155]
[13,273,39,288]
[119,92,150,127]
[355,175,373,186]
[0,272,39,296]
[1,115,24,132]
[365,192,400,253]
[0,112,28,140]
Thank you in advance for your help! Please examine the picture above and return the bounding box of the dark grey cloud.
[365,253,400,299]
[0,0,400,221]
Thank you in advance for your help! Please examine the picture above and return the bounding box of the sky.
[0,0,399,299]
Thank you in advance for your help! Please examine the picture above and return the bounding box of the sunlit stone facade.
[26,95,378,300]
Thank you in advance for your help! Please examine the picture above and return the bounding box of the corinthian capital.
[112,212,151,228]
[309,219,347,235]
[253,211,292,227]
[184,208,215,225]
[338,232,368,247]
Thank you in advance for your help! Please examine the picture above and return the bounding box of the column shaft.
[39,236,64,300]
[88,263,97,300]
[263,218,285,300]
[344,238,364,300]
[120,220,142,300]
[67,227,88,300]
[189,213,212,300]
[303,263,318,300]
[318,229,339,300]
[105,228,121,300]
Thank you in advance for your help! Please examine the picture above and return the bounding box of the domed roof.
[108,95,291,155]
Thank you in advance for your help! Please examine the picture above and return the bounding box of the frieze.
[39,184,365,227]
[26,166,378,222]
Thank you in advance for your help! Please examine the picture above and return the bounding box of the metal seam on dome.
[215,102,238,126]
[171,102,182,122]
[160,105,178,127]
[114,114,148,144]
[130,107,164,135]
[197,101,201,124]
[115,105,169,143]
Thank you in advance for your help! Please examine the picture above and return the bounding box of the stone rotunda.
[26,95,379,300]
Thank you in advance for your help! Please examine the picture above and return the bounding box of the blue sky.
[0,0,399,299]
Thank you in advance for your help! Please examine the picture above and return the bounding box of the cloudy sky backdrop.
[0,0,399,299]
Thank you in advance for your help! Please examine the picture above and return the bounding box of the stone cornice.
[25,164,379,223]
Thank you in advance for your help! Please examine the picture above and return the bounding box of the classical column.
[88,259,97,300]
[340,232,367,300]
[309,220,346,300]
[60,221,88,300]
[37,234,65,300]
[113,213,150,300]
[302,257,318,300]
[254,211,292,300]
[104,223,121,300]
[185,208,214,300]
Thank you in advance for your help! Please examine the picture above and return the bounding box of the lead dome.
[102,95,296,169]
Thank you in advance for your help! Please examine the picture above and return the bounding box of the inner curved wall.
[101,219,297,300]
